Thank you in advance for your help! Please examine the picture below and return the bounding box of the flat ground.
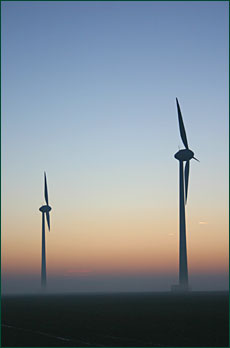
[1,291,229,347]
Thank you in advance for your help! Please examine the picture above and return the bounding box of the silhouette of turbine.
[173,98,199,292]
[39,172,52,288]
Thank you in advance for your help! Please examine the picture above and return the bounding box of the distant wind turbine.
[172,98,199,292]
[39,172,52,288]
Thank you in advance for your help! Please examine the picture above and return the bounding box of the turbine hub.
[39,205,52,213]
[174,149,194,161]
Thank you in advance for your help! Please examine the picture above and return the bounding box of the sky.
[2,1,229,293]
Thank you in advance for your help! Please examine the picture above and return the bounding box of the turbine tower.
[39,172,52,288]
[172,98,199,292]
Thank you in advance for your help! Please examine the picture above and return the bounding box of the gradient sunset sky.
[2,1,228,293]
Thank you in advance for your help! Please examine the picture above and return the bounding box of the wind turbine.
[39,172,52,288]
[172,98,199,292]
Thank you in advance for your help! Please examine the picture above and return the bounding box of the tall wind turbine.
[39,172,52,288]
[172,98,199,292]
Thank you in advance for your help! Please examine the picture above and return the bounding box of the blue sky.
[2,1,229,293]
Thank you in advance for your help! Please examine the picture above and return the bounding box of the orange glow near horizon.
[2,208,228,279]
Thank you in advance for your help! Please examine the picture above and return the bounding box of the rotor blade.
[184,160,190,204]
[193,156,200,162]
[44,172,49,205]
[176,98,189,149]
[46,212,50,231]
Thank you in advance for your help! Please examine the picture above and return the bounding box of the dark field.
[1,291,229,347]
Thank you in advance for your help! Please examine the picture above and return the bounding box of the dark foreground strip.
[2,323,165,347]
[96,333,165,347]
[2,323,105,347]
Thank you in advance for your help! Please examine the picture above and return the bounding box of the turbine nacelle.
[39,205,52,213]
[175,98,199,204]
[40,172,52,288]
[39,172,52,231]
[174,149,194,162]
